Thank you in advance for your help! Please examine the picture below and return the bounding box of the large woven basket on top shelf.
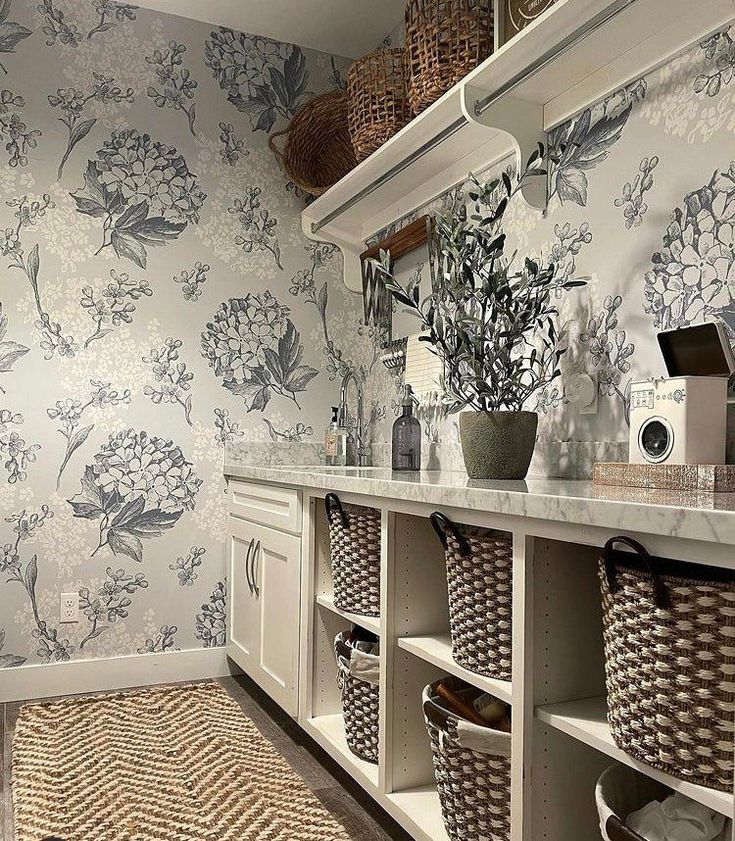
[599,536,735,793]
[423,678,511,841]
[406,0,495,114]
[431,512,513,681]
[348,48,411,162]
[268,90,357,197]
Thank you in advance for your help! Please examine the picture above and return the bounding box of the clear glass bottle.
[325,406,348,467]
[392,385,421,471]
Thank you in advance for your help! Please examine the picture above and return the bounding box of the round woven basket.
[599,536,735,793]
[423,678,511,841]
[406,0,495,115]
[348,48,411,162]
[269,90,357,197]
[431,512,513,681]
[325,493,381,617]
[335,632,380,764]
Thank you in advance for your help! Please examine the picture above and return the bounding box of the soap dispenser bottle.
[325,406,347,467]
[392,385,421,471]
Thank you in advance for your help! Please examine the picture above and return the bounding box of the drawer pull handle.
[252,540,261,598]
[244,538,255,595]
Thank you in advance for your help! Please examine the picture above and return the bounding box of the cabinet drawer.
[228,479,302,534]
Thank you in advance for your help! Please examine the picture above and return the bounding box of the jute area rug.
[12,681,352,841]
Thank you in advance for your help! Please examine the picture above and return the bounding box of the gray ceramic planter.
[459,410,539,480]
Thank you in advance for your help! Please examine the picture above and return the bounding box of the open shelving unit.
[302,0,735,291]
[295,487,735,841]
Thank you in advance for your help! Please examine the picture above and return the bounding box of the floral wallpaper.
[364,25,735,472]
[0,0,378,670]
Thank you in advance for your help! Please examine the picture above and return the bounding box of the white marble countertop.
[223,463,735,545]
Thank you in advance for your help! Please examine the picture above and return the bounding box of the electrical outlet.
[59,592,79,623]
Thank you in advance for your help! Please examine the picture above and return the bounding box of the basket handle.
[430,511,470,556]
[268,128,288,169]
[423,697,452,733]
[325,492,348,527]
[602,536,671,610]
[605,817,646,841]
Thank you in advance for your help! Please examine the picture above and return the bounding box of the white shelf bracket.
[462,85,548,211]
[302,216,365,294]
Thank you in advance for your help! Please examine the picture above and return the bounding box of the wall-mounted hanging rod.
[311,0,639,236]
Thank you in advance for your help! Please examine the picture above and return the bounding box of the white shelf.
[303,0,735,279]
[303,713,379,790]
[397,634,512,705]
[387,785,450,841]
[537,696,735,818]
[316,592,381,636]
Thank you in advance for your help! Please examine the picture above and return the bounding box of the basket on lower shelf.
[596,765,674,841]
[334,630,380,764]
[326,493,381,617]
[430,512,512,680]
[599,536,735,793]
[423,677,511,841]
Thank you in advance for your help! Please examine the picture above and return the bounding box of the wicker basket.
[348,48,411,162]
[599,536,735,793]
[326,493,381,617]
[268,90,357,197]
[423,678,511,841]
[335,631,380,764]
[406,0,495,114]
[431,512,512,681]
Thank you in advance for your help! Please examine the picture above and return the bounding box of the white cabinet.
[227,514,301,717]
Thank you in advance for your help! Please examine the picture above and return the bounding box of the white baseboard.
[0,647,241,703]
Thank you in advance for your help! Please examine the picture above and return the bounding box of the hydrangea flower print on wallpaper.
[0,0,373,669]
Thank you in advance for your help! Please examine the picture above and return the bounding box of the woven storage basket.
[595,765,673,841]
[268,90,357,197]
[599,536,735,793]
[423,678,511,841]
[431,512,513,681]
[406,0,495,114]
[326,493,381,617]
[348,48,411,162]
[335,631,380,764]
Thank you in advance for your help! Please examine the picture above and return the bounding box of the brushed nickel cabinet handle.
[244,538,254,595]
[252,540,261,598]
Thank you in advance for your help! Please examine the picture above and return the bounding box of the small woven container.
[348,48,411,162]
[431,513,512,681]
[423,678,511,841]
[335,631,380,764]
[268,90,357,196]
[599,536,735,793]
[326,493,381,617]
[596,765,672,841]
[406,0,495,114]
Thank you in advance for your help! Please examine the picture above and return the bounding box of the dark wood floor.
[1,675,413,841]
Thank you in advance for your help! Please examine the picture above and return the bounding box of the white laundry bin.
[596,765,671,840]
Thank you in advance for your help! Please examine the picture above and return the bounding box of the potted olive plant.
[376,151,586,480]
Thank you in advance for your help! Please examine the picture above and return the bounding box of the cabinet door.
[227,516,301,717]
[250,524,301,717]
[228,517,260,675]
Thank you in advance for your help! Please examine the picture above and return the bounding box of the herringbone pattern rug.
[11,681,352,840]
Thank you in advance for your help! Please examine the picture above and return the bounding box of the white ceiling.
[132,0,404,59]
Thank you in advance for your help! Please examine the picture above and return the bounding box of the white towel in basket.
[626,794,730,841]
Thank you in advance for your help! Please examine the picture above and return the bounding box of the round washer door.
[638,416,674,463]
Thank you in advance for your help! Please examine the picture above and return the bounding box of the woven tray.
[593,462,735,492]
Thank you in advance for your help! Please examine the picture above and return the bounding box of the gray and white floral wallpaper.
[363,25,735,476]
[2,1,735,673]
[0,0,382,670]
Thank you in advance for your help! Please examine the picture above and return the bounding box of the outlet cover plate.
[59,592,79,623]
